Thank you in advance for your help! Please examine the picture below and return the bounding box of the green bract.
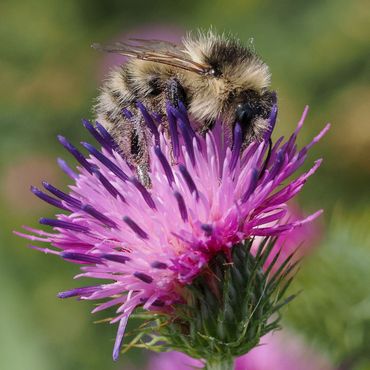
[124,237,298,368]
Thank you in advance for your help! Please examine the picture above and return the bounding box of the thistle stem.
[204,357,234,370]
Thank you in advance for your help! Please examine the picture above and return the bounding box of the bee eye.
[209,66,222,77]
[236,103,254,125]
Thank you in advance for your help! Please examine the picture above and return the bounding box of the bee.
[93,30,276,186]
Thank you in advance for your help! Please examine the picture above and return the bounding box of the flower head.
[16,103,329,360]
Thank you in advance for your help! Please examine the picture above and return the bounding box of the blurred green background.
[0,0,369,369]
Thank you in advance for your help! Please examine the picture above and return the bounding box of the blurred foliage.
[285,208,370,370]
[0,0,369,369]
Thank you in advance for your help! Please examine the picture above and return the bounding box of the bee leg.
[130,127,141,158]
[165,78,187,108]
[164,78,188,164]
[199,118,216,135]
[136,162,151,188]
[130,117,152,188]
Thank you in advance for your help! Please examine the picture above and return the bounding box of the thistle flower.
[16,102,329,365]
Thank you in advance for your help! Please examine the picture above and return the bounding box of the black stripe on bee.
[148,76,162,96]
[130,129,141,158]
[206,39,255,73]
[109,90,125,107]
[120,69,139,99]
[104,110,121,127]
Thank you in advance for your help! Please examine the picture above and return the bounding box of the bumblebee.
[93,30,275,185]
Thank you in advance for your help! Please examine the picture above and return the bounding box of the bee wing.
[92,39,213,75]
[128,38,180,50]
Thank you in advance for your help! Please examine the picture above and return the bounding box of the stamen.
[178,118,195,165]
[201,223,213,236]
[266,150,284,181]
[151,261,168,269]
[177,102,197,138]
[302,123,331,152]
[61,252,101,264]
[229,122,243,172]
[152,299,165,307]
[263,91,278,141]
[122,108,133,119]
[133,272,153,284]
[263,101,278,141]
[136,102,159,141]
[92,168,125,202]
[102,254,131,263]
[123,216,148,239]
[81,142,129,182]
[174,191,188,221]
[178,164,199,200]
[42,181,82,208]
[57,158,78,179]
[39,218,89,233]
[82,119,113,154]
[31,186,70,211]
[81,204,117,229]
[177,101,201,150]
[58,286,100,299]
[166,103,180,159]
[154,146,175,185]
[152,112,163,123]
[58,135,94,174]
[129,177,156,209]
[113,315,131,362]
[94,121,121,153]
[241,168,259,203]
